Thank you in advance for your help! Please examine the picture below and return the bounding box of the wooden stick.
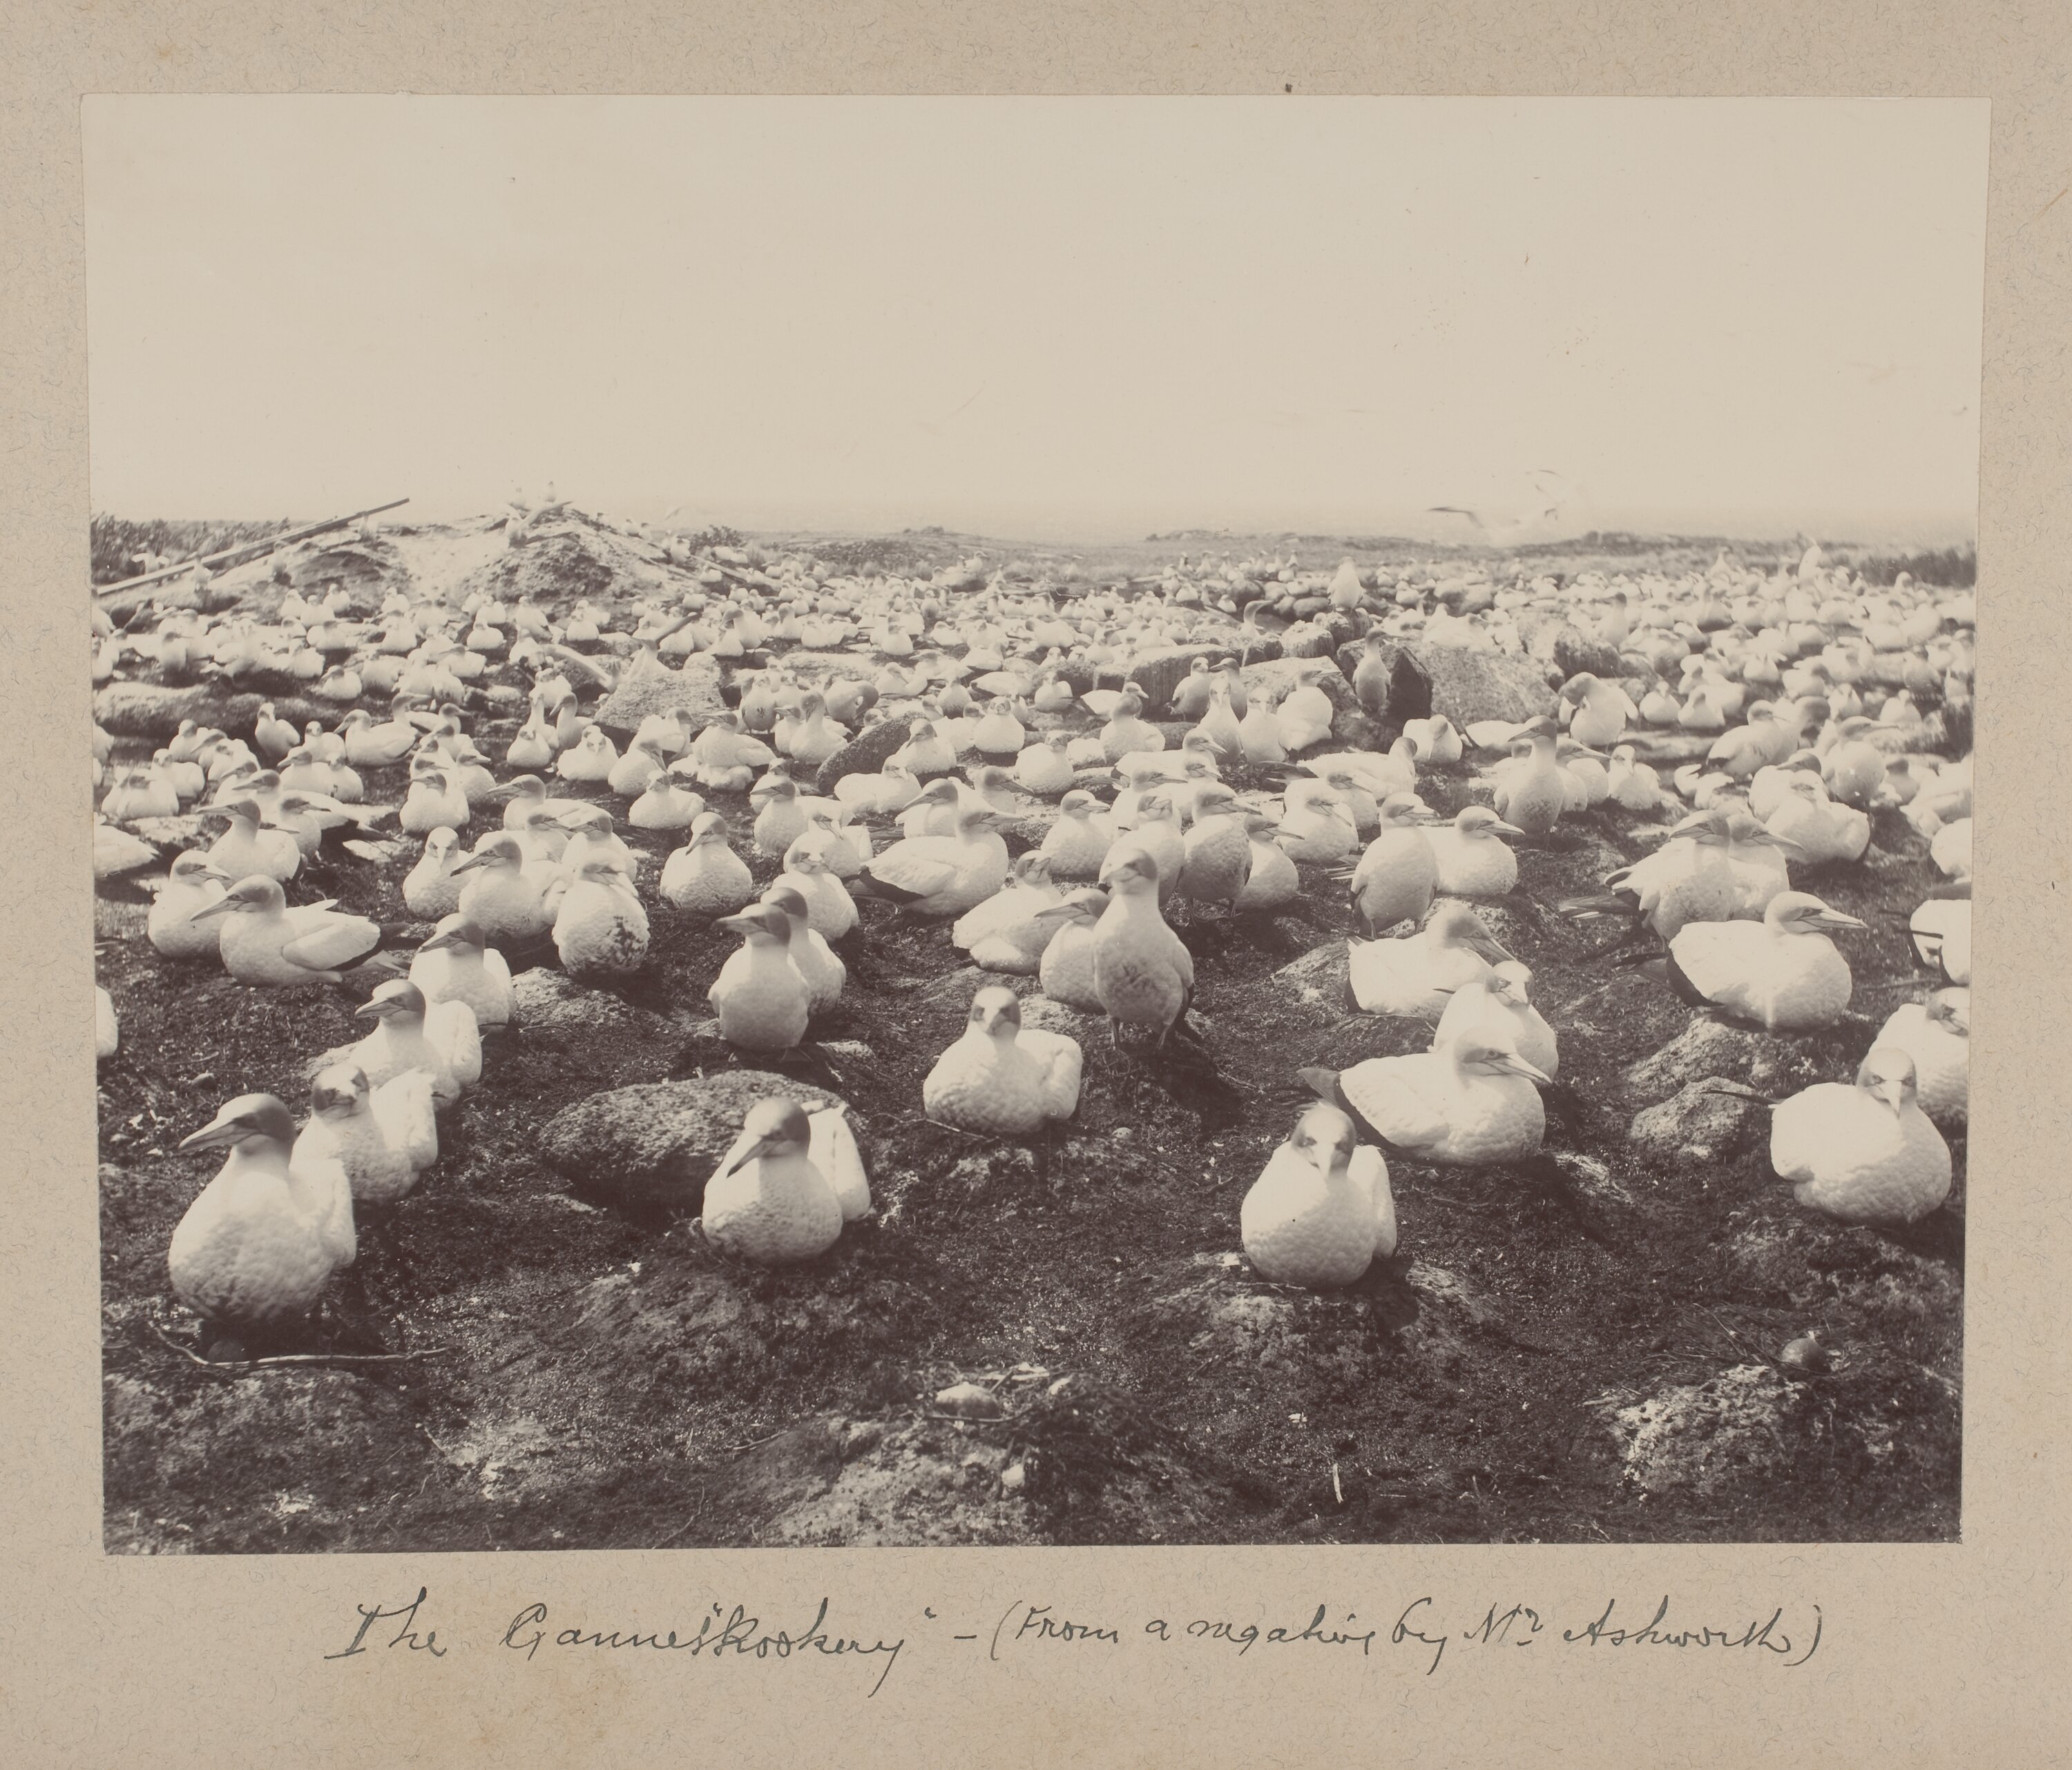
[150,1319,449,1372]
[95,499,411,598]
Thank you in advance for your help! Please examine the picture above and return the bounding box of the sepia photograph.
[88,95,1985,1552]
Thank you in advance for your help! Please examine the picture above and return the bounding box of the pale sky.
[84,97,1988,544]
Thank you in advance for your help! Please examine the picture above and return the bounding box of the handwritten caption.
[326,1588,1822,1697]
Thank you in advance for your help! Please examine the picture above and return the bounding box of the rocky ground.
[95,517,1964,1550]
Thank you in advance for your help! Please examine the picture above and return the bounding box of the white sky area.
[84,97,1988,545]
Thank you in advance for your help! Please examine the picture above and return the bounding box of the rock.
[1269,942,1350,1016]
[934,1381,1004,1419]
[1019,995,1102,1040]
[1627,1081,1763,1170]
[593,649,727,736]
[1332,639,1556,730]
[1620,1019,1812,1107]
[1620,729,1722,767]
[93,682,333,742]
[539,1074,847,1212]
[1778,1334,1830,1374]
[1607,1364,1807,1497]
[1098,642,1239,711]
[813,715,911,794]
[511,970,678,1038]
[1552,630,1626,680]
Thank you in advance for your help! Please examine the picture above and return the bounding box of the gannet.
[555,724,620,784]
[103,765,182,823]
[553,858,650,979]
[191,876,381,985]
[1348,901,1514,1020]
[347,979,481,1106]
[1231,812,1301,912]
[1274,668,1337,753]
[1346,793,1440,936]
[1558,674,1638,750]
[954,854,1063,952]
[834,760,923,817]
[1240,1102,1397,1289]
[297,1064,437,1206]
[1763,773,1870,865]
[774,845,859,941]
[169,1094,356,1340]
[1038,791,1115,881]
[762,884,845,1012]
[1113,793,1187,906]
[1091,842,1195,1047]
[1666,890,1863,1030]
[607,735,669,798]
[1559,808,1744,945]
[1275,777,1359,865]
[206,798,302,884]
[399,764,470,836]
[1424,806,1524,899]
[1028,889,1108,1010]
[709,902,812,1051]
[923,985,1084,1136]
[1100,689,1165,764]
[95,985,118,1059]
[1607,744,1665,814]
[1492,718,1572,836]
[147,852,231,959]
[1432,960,1558,1078]
[557,804,643,883]
[1328,1028,1551,1166]
[856,805,1011,918]
[700,1098,846,1264]
[409,914,514,1028]
[1402,714,1464,767]
[337,709,418,769]
[890,718,959,779]
[451,833,556,945]
[1175,784,1251,915]
[1768,1048,1953,1227]
[660,812,758,916]
[1013,731,1076,796]
[1239,693,1287,763]
[1908,888,1971,987]
[1873,988,1968,1123]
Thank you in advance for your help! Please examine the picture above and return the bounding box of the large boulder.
[1620,1019,1816,1107]
[1330,638,1556,730]
[539,1073,847,1212]
[1097,642,1239,711]
[1626,1081,1764,1171]
[813,714,911,795]
[593,649,727,737]
[93,681,334,742]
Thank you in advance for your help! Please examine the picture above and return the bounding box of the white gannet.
[1431,960,1558,1079]
[700,1098,845,1264]
[857,805,1012,918]
[553,858,651,978]
[1231,812,1301,912]
[169,1094,356,1340]
[296,1064,437,1207]
[923,985,1084,1136]
[452,833,556,945]
[1426,806,1524,898]
[660,812,758,916]
[409,914,514,1028]
[205,798,302,884]
[762,884,845,1013]
[403,827,470,920]
[1345,793,1440,936]
[1328,1029,1551,1166]
[1039,791,1115,881]
[147,852,231,959]
[1668,889,1863,1031]
[1347,901,1514,1021]
[1873,988,1968,1123]
[1240,1102,1397,1288]
[773,845,860,941]
[346,979,482,1106]
[189,876,381,985]
[1769,1047,1953,1227]
[709,902,812,1051]
[1091,842,1195,1047]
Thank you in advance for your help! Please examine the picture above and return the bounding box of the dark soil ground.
[96,523,1964,1551]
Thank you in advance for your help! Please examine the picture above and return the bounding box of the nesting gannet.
[1666,890,1864,1031]
[1231,812,1300,912]
[1029,889,1108,1010]
[709,902,812,1051]
[1423,806,1524,899]
[1327,1028,1551,1166]
[1240,1102,1397,1288]
[1345,793,1440,936]
[1347,901,1515,1021]
[1768,1047,1953,1227]
[452,833,556,945]
[347,979,482,1106]
[774,845,860,941]
[923,985,1084,1136]
[169,1095,356,1338]
[205,798,302,884]
[1091,842,1195,1047]
[190,876,381,985]
[1275,667,1336,753]
[409,914,513,1028]
[551,858,650,978]
[338,708,418,769]
[1492,718,1573,836]
[1559,674,1638,750]
[660,813,757,916]
[762,884,845,1013]
[1039,791,1115,881]
[1874,988,1968,1123]
[1431,961,1558,1079]
[297,1064,438,1206]
[700,1099,845,1264]
[147,852,231,959]
[856,805,1012,918]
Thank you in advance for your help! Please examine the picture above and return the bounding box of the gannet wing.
[282,914,380,972]
[807,1108,872,1220]
[1338,1056,1451,1155]
[1351,1146,1398,1258]
[428,999,482,1090]
[1017,1027,1085,1119]
[373,1070,440,1170]
[1667,921,1763,1010]
[867,849,960,899]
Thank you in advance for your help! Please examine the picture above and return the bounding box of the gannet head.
[1287,1102,1359,1175]
[1426,901,1515,966]
[1455,806,1524,840]
[309,1065,371,1115]
[558,805,616,834]
[168,851,229,884]
[1769,892,1867,935]
[1454,1037,1552,1086]
[968,985,1022,1039]
[179,1093,296,1153]
[1490,961,1534,1003]
[452,832,524,875]
[419,915,486,956]
[1098,842,1160,894]
[356,980,426,1023]
[716,901,790,945]
[762,885,810,928]
[188,874,285,921]
[1856,1046,1919,1111]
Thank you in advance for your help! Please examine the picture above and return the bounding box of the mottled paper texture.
[5,4,2067,1765]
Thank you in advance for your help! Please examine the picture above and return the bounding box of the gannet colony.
[92,498,1973,1549]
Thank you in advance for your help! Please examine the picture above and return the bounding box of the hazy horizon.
[85,97,1988,548]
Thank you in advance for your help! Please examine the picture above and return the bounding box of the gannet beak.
[1494,1054,1553,1086]
[353,999,398,1020]
[1875,1078,1907,1110]
[1489,821,1527,838]
[178,1113,245,1152]
[186,897,236,923]
[1812,909,1868,932]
